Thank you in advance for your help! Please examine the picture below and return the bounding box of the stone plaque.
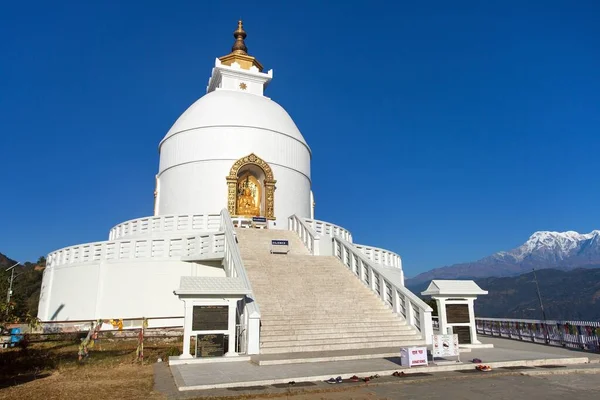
[446,304,470,323]
[196,334,227,357]
[453,326,472,344]
[192,306,228,331]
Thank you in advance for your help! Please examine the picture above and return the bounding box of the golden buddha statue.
[237,187,260,216]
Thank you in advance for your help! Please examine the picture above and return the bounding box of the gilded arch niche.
[226,153,276,219]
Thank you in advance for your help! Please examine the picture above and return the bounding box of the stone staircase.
[235,229,425,355]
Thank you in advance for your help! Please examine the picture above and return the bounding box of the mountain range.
[408,230,600,285]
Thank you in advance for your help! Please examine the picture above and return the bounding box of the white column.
[225,299,239,356]
[468,298,480,344]
[436,297,448,335]
[180,300,193,359]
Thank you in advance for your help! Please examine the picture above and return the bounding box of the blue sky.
[1,1,599,277]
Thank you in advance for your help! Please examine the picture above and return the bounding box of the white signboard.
[432,334,460,358]
[270,240,289,254]
[400,346,428,367]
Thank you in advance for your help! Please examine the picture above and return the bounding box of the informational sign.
[196,334,226,357]
[192,306,228,331]
[252,217,267,223]
[446,304,470,323]
[431,334,460,358]
[270,239,289,254]
[400,347,428,367]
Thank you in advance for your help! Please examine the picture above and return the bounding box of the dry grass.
[0,338,179,400]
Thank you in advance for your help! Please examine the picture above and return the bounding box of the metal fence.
[476,317,600,352]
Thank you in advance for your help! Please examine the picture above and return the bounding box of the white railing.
[108,214,221,240]
[354,244,402,269]
[477,317,600,352]
[288,215,321,255]
[219,208,261,355]
[333,236,433,344]
[303,218,353,243]
[47,232,225,268]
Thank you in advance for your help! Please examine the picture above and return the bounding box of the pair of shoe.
[475,365,492,372]
[325,376,343,384]
[349,375,360,382]
[472,358,482,363]
[392,371,405,377]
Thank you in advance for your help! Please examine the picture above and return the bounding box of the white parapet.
[108,214,222,240]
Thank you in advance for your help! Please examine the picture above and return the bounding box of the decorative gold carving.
[218,20,264,71]
[239,82,247,90]
[226,153,276,220]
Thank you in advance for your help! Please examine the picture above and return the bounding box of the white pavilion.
[38,21,432,359]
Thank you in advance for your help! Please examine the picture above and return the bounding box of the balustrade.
[303,218,353,243]
[332,236,433,343]
[47,232,225,268]
[288,215,320,255]
[354,244,402,270]
[476,317,600,351]
[109,214,221,240]
[219,209,261,355]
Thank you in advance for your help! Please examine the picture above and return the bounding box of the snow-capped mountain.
[407,230,600,284]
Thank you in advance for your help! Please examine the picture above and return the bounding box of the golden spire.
[219,20,263,71]
[231,20,248,55]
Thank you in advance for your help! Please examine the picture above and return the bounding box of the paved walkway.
[160,336,600,396]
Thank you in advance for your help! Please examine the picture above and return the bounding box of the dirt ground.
[0,338,177,400]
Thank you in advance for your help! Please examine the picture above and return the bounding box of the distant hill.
[0,252,45,319]
[408,230,600,285]
[411,268,600,321]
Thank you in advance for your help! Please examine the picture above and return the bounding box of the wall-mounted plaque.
[192,305,228,331]
[453,326,472,344]
[446,304,470,323]
[196,334,228,357]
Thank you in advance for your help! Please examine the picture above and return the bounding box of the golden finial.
[218,20,263,71]
[231,20,248,55]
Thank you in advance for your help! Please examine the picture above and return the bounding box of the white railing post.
[405,296,415,327]
[420,307,433,344]
[247,310,261,355]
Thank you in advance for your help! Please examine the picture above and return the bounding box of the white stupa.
[157,22,313,224]
[38,22,431,358]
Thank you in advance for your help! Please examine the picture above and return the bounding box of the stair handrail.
[288,215,320,255]
[219,208,261,354]
[332,235,433,344]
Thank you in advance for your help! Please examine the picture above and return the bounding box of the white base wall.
[38,259,224,321]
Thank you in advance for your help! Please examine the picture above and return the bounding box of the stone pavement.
[157,336,600,397]
[155,363,600,399]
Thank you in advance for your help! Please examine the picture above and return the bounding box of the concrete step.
[252,347,407,366]
[260,330,418,342]
[260,339,426,354]
[261,319,405,329]
[258,309,393,316]
[261,324,412,337]
[261,333,423,348]
[260,314,401,323]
